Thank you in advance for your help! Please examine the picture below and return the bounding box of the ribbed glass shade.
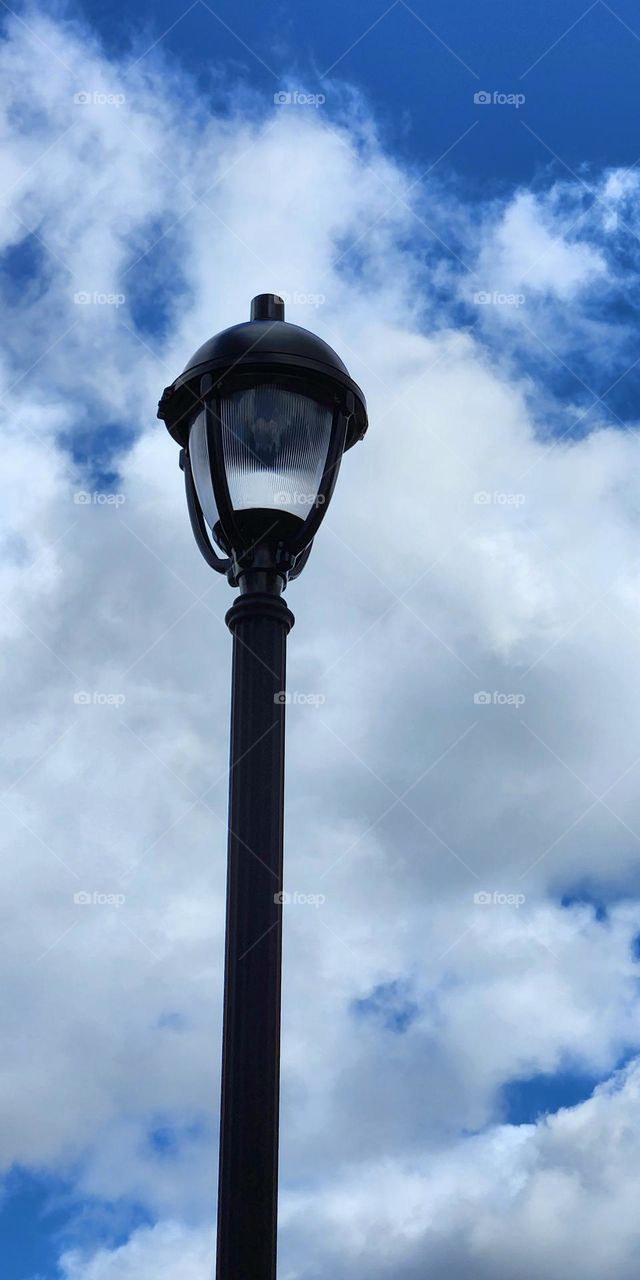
[219,384,333,519]
[189,410,221,537]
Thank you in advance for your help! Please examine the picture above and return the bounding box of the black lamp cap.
[158,294,368,451]
[251,293,285,321]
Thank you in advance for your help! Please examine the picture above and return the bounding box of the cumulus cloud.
[476,188,606,299]
[62,1063,640,1280]
[60,1221,212,1280]
[1,8,640,1279]
[280,1059,640,1279]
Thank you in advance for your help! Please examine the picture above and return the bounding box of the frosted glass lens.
[189,410,220,533]
[219,385,332,519]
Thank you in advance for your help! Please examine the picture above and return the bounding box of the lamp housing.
[158,294,368,586]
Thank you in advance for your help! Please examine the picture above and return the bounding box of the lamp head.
[158,295,368,587]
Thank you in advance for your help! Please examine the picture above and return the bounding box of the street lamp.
[158,294,368,1280]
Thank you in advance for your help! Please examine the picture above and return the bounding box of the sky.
[2,0,640,1276]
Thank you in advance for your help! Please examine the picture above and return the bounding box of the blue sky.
[71,0,640,185]
[3,1,640,1277]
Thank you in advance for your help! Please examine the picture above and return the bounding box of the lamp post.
[158,293,368,1280]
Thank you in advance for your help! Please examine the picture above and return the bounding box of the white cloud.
[61,1221,213,1280]
[62,1063,640,1279]
[278,1059,640,1279]
[1,9,640,1278]
[477,189,606,299]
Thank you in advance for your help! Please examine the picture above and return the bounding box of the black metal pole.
[216,575,295,1280]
